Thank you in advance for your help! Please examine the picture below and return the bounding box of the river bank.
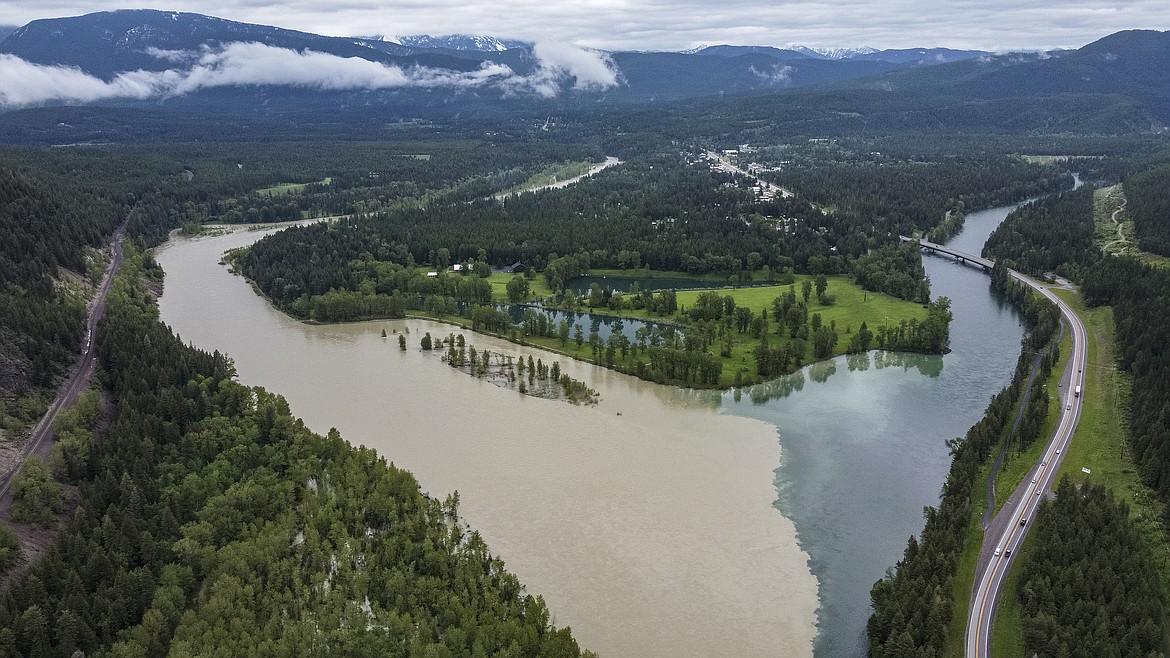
[156,191,1033,656]
[155,224,820,657]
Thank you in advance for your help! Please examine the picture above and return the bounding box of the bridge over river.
[900,235,995,270]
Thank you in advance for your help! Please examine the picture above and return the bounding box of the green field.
[1094,185,1170,267]
[256,178,332,197]
[496,160,600,197]
[413,270,933,388]
[486,272,553,301]
[676,276,921,335]
[498,272,930,387]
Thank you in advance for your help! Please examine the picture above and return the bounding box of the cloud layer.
[3,0,1166,53]
[0,41,621,107]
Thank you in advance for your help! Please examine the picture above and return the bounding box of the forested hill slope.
[2,10,1165,138]
[0,164,118,415]
[0,9,464,78]
[838,29,1170,123]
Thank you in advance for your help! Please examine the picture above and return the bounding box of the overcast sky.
[0,0,1167,51]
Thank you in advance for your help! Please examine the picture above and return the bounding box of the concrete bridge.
[900,236,995,270]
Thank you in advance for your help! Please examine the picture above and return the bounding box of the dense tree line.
[983,185,1098,281]
[1082,179,1170,572]
[1016,479,1163,656]
[0,251,591,657]
[0,163,120,432]
[853,242,931,303]
[243,153,846,289]
[241,144,1083,328]
[760,152,1071,237]
[1084,256,1170,508]
[1125,163,1170,256]
[868,269,1061,655]
[238,149,958,321]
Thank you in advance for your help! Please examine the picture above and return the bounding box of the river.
[723,201,1029,655]
[155,198,1028,656]
[155,226,819,657]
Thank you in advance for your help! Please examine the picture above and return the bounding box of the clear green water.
[723,202,1027,655]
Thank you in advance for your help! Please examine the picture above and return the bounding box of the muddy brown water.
[155,225,818,657]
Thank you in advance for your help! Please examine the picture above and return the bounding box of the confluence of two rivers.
[155,201,1026,656]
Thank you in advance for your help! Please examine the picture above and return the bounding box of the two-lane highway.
[964,269,1088,657]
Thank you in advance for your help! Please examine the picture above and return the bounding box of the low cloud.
[532,42,620,91]
[749,63,794,84]
[0,55,173,105]
[0,40,621,108]
[144,47,198,63]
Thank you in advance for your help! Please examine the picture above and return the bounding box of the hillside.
[840,30,1170,122]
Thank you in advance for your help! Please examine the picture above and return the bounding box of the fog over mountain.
[0,9,1166,137]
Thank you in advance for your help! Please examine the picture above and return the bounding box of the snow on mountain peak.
[786,45,878,59]
[391,34,526,52]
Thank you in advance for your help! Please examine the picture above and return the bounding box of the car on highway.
[994,547,1002,557]
[1032,476,1038,483]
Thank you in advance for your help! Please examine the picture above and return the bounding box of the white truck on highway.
[1075,385,1082,397]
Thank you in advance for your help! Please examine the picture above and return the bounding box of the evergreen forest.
[0,86,1169,657]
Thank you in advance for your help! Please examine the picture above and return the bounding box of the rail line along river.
[156,195,1030,656]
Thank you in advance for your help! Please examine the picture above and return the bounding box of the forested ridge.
[0,163,120,435]
[983,184,1098,281]
[0,250,591,656]
[763,153,1071,239]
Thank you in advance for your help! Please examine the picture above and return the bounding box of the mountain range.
[0,9,1167,142]
[0,9,989,92]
